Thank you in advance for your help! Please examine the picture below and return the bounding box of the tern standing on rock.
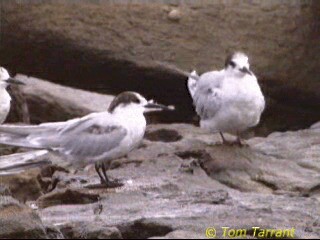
[0,67,25,123]
[187,52,265,146]
[0,91,174,188]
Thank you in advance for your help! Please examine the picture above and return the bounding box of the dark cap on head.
[108,91,141,113]
[224,52,236,68]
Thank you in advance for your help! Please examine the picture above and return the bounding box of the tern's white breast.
[99,109,146,162]
[201,74,265,134]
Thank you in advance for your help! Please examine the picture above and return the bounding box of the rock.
[145,128,183,142]
[6,84,30,124]
[311,121,320,129]
[0,1,319,133]
[37,188,100,208]
[151,230,203,239]
[44,225,64,239]
[59,222,122,239]
[0,196,47,238]
[167,9,182,22]
[0,169,44,202]
[117,218,173,239]
[14,74,114,123]
[35,123,320,238]
[0,185,12,196]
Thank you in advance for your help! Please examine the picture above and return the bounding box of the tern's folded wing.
[0,112,109,150]
[57,123,127,157]
[193,71,224,120]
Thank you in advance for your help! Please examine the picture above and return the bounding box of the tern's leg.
[87,162,123,189]
[95,163,106,184]
[235,134,248,147]
[101,162,123,188]
[219,132,229,145]
[219,132,247,147]
[236,135,243,146]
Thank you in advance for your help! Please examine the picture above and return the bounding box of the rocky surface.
[0,1,319,133]
[3,74,172,125]
[1,122,319,238]
[14,74,114,123]
[0,168,44,203]
[0,1,319,238]
[0,196,48,238]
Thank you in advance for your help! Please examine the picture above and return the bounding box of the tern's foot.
[85,180,124,189]
[103,179,124,188]
[217,132,249,147]
[214,140,249,147]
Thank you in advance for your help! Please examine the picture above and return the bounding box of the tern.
[187,52,265,145]
[0,91,174,187]
[0,67,25,124]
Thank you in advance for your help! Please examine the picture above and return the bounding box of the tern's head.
[108,91,174,114]
[0,67,25,88]
[224,52,252,76]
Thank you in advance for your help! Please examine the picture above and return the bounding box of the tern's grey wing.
[193,71,224,120]
[0,112,97,135]
[0,112,112,150]
[57,123,127,157]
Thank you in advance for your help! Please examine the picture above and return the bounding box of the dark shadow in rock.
[145,129,182,142]
[44,225,64,239]
[117,218,173,239]
[40,165,69,178]
[175,150,212,161]
[37,188,99,208]
[0,184,12,196]
[252,177,279,191]
[302,184,320,197]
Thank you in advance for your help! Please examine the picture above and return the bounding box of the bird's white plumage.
[188,53,265,136]
[0,92,172,172]
[0,89,11,124]
[0,67,12,124]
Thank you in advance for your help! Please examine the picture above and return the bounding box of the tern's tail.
[154,61,199,81]
[0,150,50,175]
[0,124,54,149]
[187,70,200,98]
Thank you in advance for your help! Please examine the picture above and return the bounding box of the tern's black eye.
[133,98,140,104]
[229,61,236,68]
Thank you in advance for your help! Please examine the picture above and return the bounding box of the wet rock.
[37,188,100,208]
[0,196,47,238]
